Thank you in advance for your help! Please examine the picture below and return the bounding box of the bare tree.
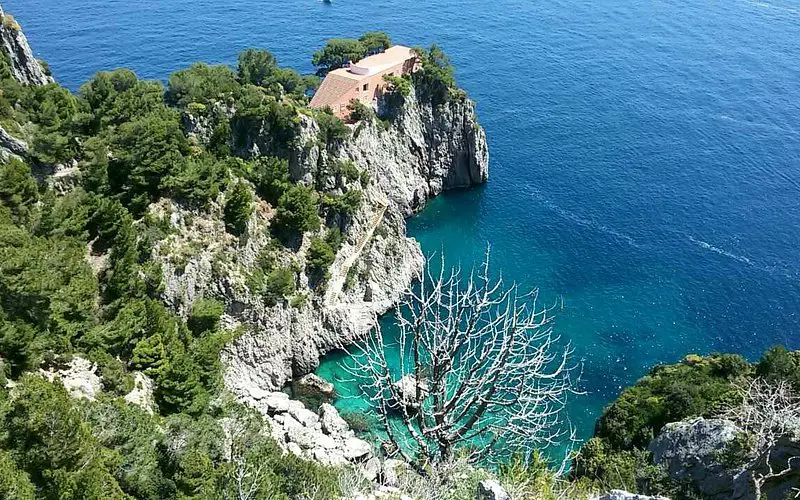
[346,249,580,469]
[722,378,800,499]
[723,378,800,454]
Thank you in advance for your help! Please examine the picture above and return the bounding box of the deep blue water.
[8,0,800,444]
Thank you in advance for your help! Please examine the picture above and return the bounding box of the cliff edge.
[154,85,488,402]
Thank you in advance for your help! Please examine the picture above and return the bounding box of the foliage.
[80,69,165,130]
[106,108,190,214]
[272,185,320,237]
[322,189,363,217]
[316,109,350,146]
[263,266,297,305]
[0,158,38,226]
[237,48,278,87]
[231,86,299,153]
[593,353,750,450]
[166,62,240,107]
[248,155,290,204]
[383,74,412,98]
[164,154,229,207]
[306,236,336,282]
[412,45,458,106]
[223,181,253,235]
[311,33,392,76]
[347,98,374,122]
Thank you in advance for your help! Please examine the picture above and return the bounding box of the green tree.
[0,450,35,500]
[413,44,457,106]
[167,63,240,107]
[306,236,335,283]
[272,185,319,237]
[249,155,289,204]
[80,69,165,130]
[311,33,391,76]
[107,108,189,213]
[237,48,277,87]
[2,376,125,498]
[0,158,38,226]
[359,32,392,54]
[223,182,253,235]
[264,267,296,305]
[165,154,228,207]
[312,38,368,76]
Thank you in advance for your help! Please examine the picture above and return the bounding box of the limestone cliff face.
[0,8,53,86]
[158,86,488,403]
[291,90,489,216]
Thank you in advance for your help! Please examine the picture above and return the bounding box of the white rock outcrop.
[39,356,102,400]
[248,389,372,466]
[0,8,53,86]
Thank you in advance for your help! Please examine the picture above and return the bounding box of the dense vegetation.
[571,347,800,497]
[0,28,383,498]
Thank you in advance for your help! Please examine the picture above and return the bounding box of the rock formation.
[157,87,488,405]
[649,417,800,499]
[0,7,53,86]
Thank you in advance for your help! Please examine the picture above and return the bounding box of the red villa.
[309,45,417,119]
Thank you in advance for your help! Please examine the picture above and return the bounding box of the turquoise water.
[8,0,800,445]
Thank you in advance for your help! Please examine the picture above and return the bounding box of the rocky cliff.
[154,88,488,405]
[0,7,52,86]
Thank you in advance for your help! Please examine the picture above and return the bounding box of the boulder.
[342,436,373,461]
[649,417,744,499]
[288,403,319,427]
[362,457,381,482]
[319,403,350,436]
[476,480,510,500]
[264,392,291,413]
[40,356,101,400]
[392,374,429,410]
[296,373,335,397]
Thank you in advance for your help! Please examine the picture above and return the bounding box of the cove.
[8,0,800,447]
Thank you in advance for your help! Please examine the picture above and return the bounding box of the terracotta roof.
[309,72,356,110]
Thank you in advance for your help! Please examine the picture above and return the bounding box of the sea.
[7,0,800,448]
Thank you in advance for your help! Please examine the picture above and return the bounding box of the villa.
[309,45,418,119]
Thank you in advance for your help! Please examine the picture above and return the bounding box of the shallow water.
[8,0,800,445]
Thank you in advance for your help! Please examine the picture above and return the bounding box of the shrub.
[316,110,350,146]
[223,182,253,235]
[347,99,374,122]
[322,189,363,217]
[166,63,240,107]
[249,155,290,204]
[412,45,458,106]
[264,267,296,305]
[237,48,277,87]
[188,298,225,335]
[383,74,412,97]
[306,236,335,280]
[272,185,320,237]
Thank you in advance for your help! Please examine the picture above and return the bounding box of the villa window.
[363,83,368,91]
